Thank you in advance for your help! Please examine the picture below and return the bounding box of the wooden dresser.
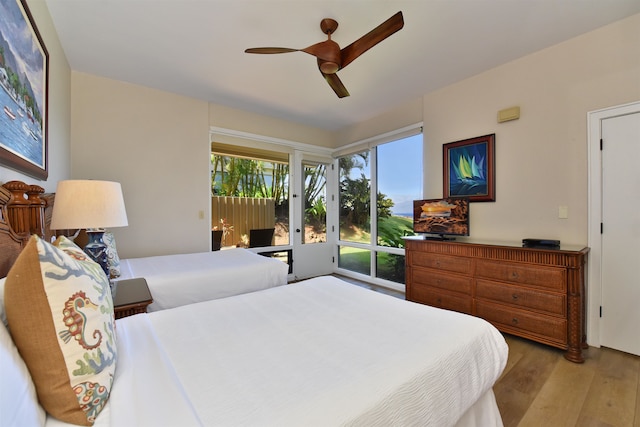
[404,237,589,363]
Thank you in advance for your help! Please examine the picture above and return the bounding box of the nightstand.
[112,277,153,319]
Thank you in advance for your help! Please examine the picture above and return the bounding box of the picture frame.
[0,0,49,179]
[443,133,495,202]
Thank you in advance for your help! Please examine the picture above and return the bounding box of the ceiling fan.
[245,11,404,98]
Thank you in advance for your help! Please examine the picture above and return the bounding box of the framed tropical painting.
[0,0,49,179]
[443,134,495,202]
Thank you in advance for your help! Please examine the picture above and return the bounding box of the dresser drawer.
[411,267,472,294]
[476,301,567,346]
[409,286,472,315]
[476,279,566,317]
[411,252,472,275]
[476,260,566,291]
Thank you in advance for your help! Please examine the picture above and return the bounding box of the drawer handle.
[512,294,519,301]
[436,298,442,304]
[511,271,520,279]
[512,318,519,325]
[435,260,441,267]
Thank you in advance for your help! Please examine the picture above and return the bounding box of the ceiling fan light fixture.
[320,61,340,74]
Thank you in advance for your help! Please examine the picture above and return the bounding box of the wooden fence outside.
[211,196,275,247]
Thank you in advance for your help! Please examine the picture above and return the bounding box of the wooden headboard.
[0,186,30,278]
[0,180,60,278]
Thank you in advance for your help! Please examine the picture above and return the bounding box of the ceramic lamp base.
[84,229,109,278]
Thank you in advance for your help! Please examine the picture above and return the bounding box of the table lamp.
[50,180,128,277]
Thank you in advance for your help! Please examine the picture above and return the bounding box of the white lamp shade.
[50,180,128,230]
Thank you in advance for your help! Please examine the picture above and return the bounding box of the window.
[336,131,422,285]
[211,145,289,248]
[302,162,327,244]
[338,151,370,243]
[375,134,423,282]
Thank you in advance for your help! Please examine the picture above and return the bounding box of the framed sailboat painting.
[443,134,495,202]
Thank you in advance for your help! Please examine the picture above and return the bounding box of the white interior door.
[601,111,640,356]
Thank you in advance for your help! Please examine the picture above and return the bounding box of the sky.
[377,133,423,215]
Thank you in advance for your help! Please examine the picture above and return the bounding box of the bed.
[0,185,508,427]
[116,249,289,311]
[1,180,289,311]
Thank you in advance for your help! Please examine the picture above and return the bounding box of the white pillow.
[0,320,46,426]
[103,231,121,279]
[0,277,6,327]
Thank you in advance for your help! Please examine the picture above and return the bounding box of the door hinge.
[332,256,335,263]
[331,225,335,232]
[331,194,335,201]
[331,163,334,170]
[600,306,602,317]
[601,222,603,234]
[600,138,603,150]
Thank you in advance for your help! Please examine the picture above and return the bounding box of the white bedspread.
[47,276,508,427]
[117,248,289,311]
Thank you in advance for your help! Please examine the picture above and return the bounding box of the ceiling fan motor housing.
[317,40,341,74]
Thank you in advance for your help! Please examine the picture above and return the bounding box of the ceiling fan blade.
[340,11,404,69]
[301,39,341,64]
[318,62,349,98]
[244,47,299,54]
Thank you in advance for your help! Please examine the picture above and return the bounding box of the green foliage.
[305,196,326,228]
[376,252,406,283]
[338,177,396,233]
[304,164,327,225]
[338,247,371,275]
[377,192,394,219]
[339,246,406,284]
[377,215,413,248]
[338,151,394,232]
[339,173,371,231]
[211,155,288,204]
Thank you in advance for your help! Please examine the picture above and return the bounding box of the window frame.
[333,124,423,291]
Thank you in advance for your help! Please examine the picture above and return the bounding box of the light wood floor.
[496,334,640,427]
[337,276,640,426]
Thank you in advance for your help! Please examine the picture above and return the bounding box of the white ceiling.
[44,0,640,132]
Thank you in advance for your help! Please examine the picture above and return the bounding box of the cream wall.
[0,0,71,191]
[334,96,423,145]
[71,72,210,258]
[209,104,334,147]
[420,13,640,245]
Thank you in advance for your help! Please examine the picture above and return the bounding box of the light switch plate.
[558,206,569,219]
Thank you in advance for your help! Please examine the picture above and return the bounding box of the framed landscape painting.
[443,134,495,202]
[0,0,49,179]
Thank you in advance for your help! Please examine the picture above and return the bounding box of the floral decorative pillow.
[4,235,116,426]
[102,231,121,279]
